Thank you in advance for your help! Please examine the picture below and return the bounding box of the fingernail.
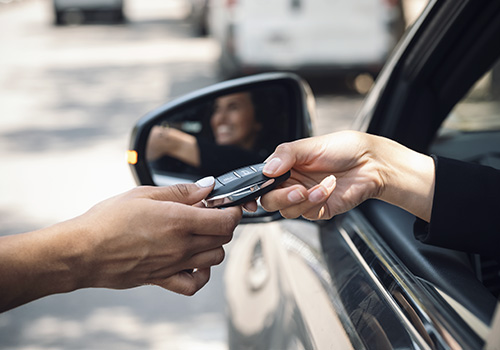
[263,158,282,175]
[287,189,306,203]
[309,187,327,203]
[196,176,215,188]
[309,176,336,203]
[322,175,336,190]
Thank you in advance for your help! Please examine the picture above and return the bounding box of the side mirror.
[127,73,315,220]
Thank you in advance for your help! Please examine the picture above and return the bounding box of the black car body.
[128,0,500,348]
[224,0,500,348]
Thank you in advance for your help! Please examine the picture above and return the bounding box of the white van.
[208,0,404,80]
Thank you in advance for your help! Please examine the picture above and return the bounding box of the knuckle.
[182,284,198,296]
[125,186,148,199]
[173,246,190,262]
[172,183,192,199]
[218,230,233,245]
[213,248,226,265]
[275,142,292,155]
[223,231,234,244]
[181,248,193,261]
[221,212,240,233]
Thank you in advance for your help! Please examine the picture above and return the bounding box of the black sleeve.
[414,156,500,259]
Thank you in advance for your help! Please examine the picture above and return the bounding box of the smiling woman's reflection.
[210,92,262,150]
[147,91,276,177]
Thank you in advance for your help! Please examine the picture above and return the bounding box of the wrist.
[30,217,95,293]
[357,133,392,202]
[41,219,89,292]
[60,215,102,290]
[374,137,435,221]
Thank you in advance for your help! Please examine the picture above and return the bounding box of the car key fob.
[203,163,291,208]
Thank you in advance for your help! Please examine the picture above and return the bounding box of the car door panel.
[323,210,486,349]
[225,221,354,350]
[358,200,497,325]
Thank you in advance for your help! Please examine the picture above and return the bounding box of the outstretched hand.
[259,131,435,222]
[76,178,242,295]
[0,177,242,312]
[259,131,382,220]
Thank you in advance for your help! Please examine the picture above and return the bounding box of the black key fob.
[203,163,291,208]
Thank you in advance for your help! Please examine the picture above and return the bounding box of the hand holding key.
[203,163,290,208]
[259,131,435,221]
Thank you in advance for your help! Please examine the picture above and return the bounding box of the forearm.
[164,129,201,167]
[371,135,435,222]
[147,127,200,167]
[0,220,85,312]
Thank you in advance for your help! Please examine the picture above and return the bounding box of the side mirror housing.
[128,72,315,221]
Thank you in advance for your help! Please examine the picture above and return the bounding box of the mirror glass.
[146,85,293,185]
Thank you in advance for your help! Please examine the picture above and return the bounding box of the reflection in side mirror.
[147,87,296,184]
[128,73,314,220]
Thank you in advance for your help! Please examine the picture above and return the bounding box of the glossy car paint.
[224,0,500,348]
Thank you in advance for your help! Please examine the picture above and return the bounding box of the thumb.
[147,176,215,205]
[263,142,297,177]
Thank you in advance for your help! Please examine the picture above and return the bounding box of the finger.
[145,247,225,283]
[155,268,211,296]
[170,204,242,237]
[242,200,258,213]
[263,138,327,177]
[279,202,318,219]
[302,203,333,221]
[273,176,336,219]
[186,247,226,268]
[145,176,215,205]
[263,143,297,177]
[260,185,308,212]
[190,233,233,253]
[307,175,336,203]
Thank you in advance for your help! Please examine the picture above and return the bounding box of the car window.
[431,58,500,170]
[430,58,500,300]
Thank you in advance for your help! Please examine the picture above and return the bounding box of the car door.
[353,0,500,315]
[343,0,500,345]
[226,0,500,349]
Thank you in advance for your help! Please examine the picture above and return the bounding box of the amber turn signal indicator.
[127,150,138,165]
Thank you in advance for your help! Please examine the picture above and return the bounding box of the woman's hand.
[260,131,382,220]
[260,131,435,222]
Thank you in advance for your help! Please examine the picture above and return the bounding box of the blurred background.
[0,0,427,348]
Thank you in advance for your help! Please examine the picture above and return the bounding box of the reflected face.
[210,92,262,150]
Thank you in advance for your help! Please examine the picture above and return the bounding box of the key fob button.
[235,167,255,177]
[252,163,265,171]
[204,163,291,208]
[214,179,224,190]
[218,172,239,185]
